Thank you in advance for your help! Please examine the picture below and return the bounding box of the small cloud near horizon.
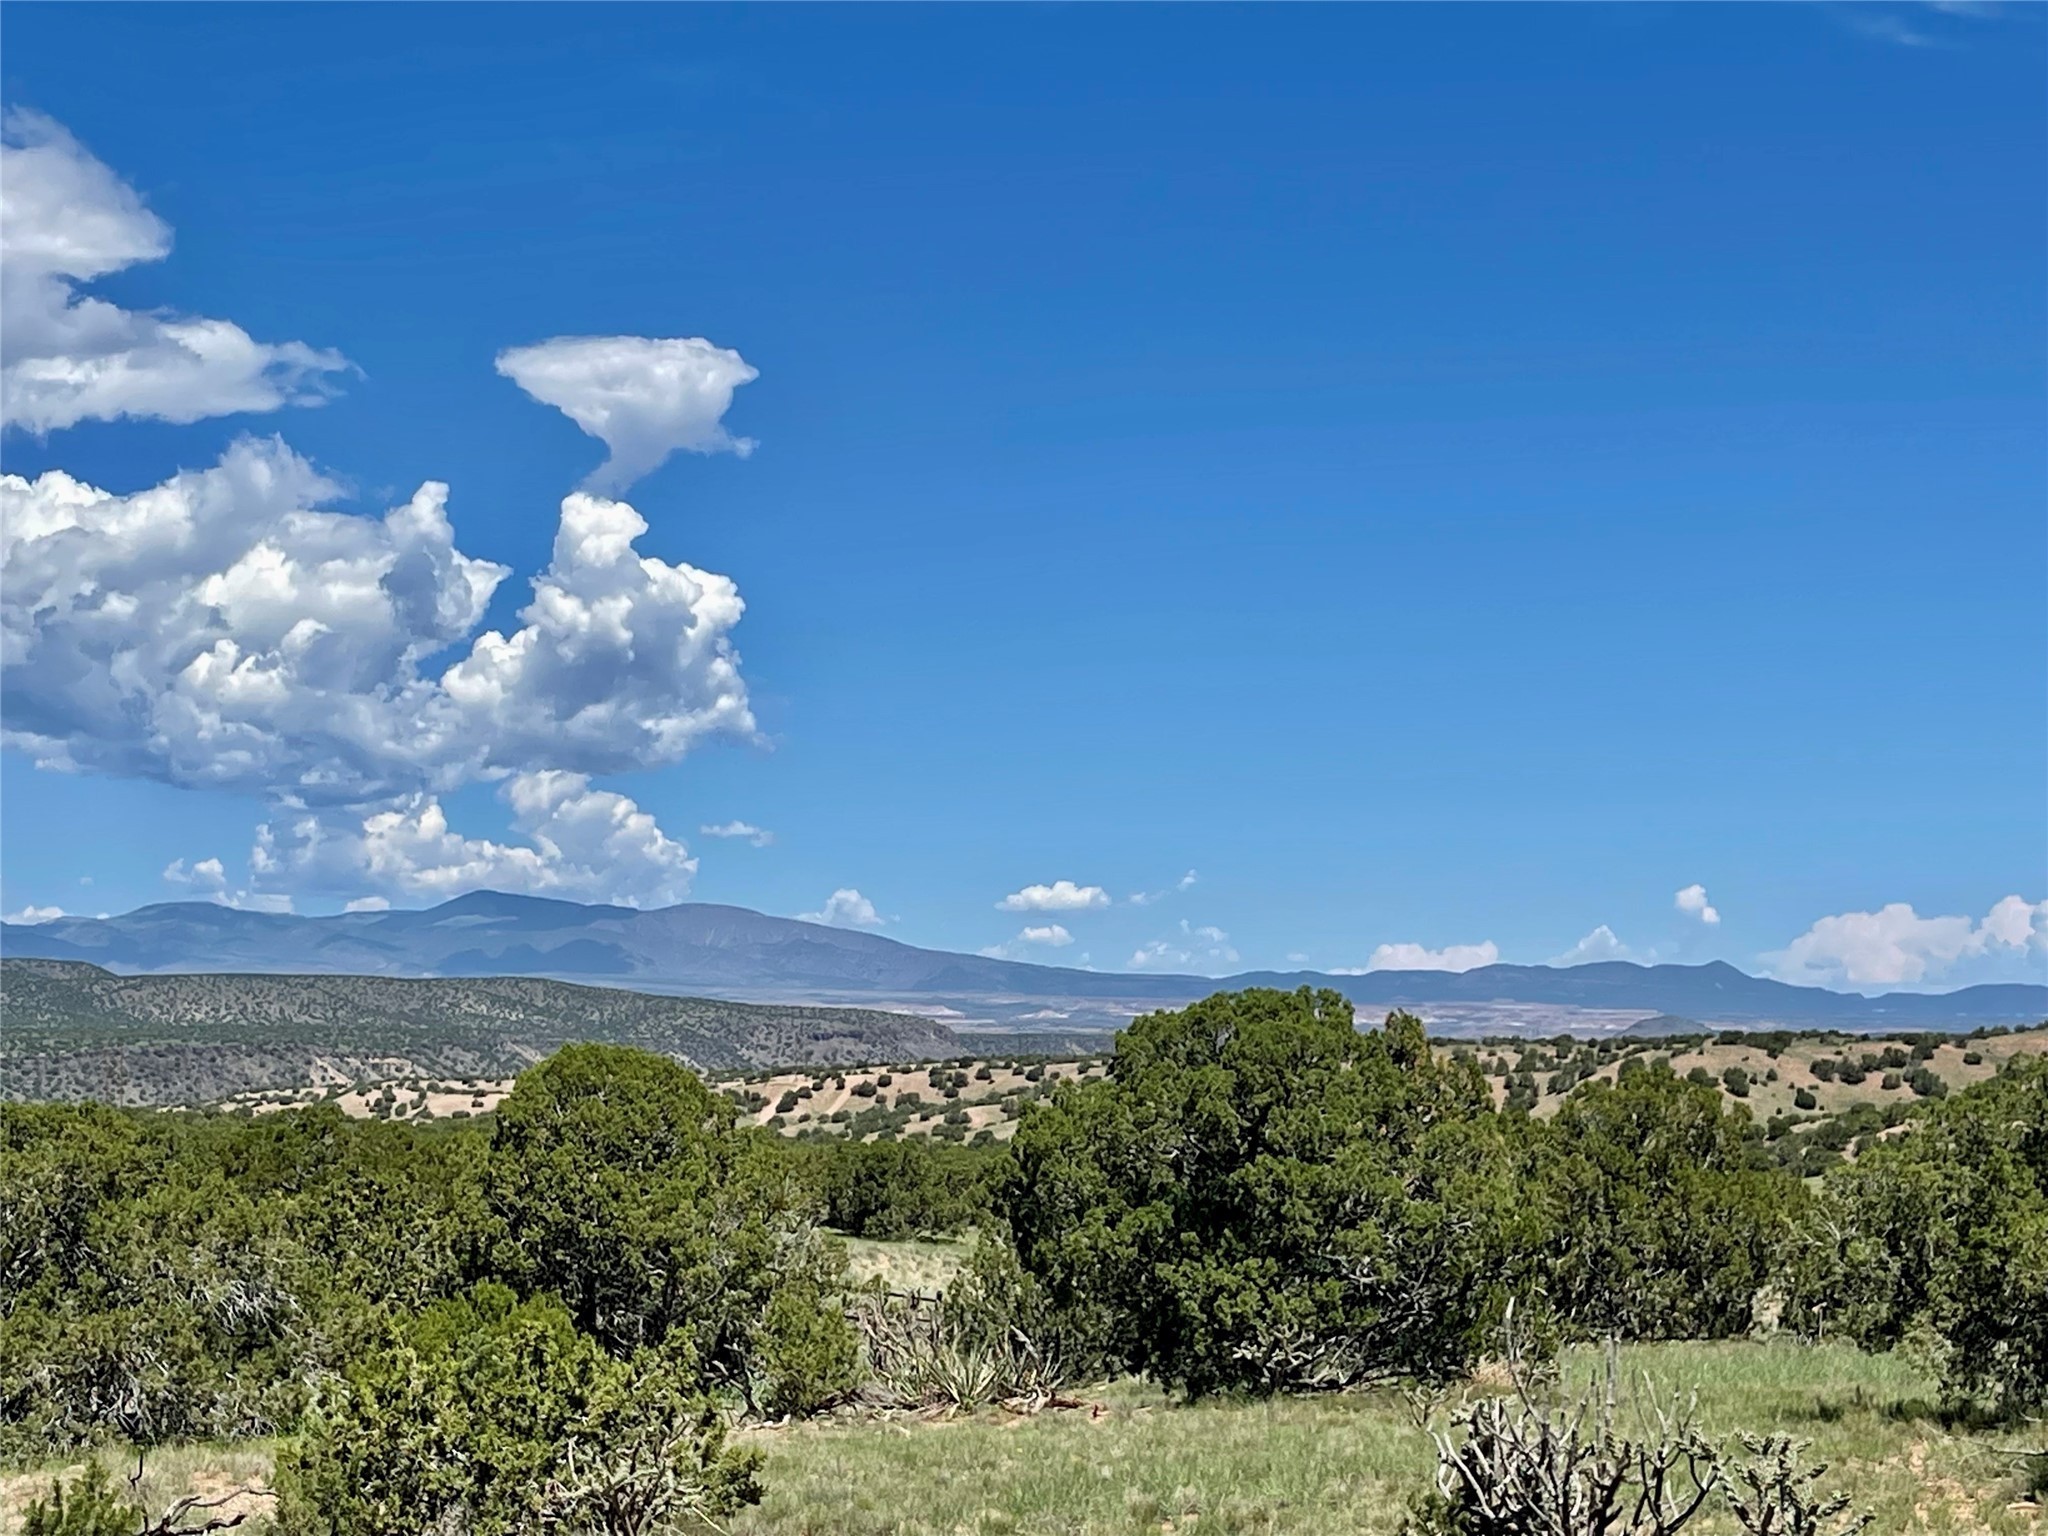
[798,888,884,928]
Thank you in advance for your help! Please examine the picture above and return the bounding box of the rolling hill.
[0,957,961,1106]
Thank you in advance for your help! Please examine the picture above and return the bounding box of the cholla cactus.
[1419,1386,1719,1535]
[1410,1337,1873,1536]
[1721,1435,1873,1536]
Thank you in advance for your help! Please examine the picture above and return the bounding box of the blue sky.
[1,4,2043,991]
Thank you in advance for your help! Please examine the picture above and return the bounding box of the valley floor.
[5,1340,2039,1535]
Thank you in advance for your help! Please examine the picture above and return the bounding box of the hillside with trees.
[0,959,959,1105]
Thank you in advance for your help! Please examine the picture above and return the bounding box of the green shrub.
[1536,1067,1799,1341]
[1791,1058,2048,1412]
[998,990,1520,1396]
[20,1462,137,1536]
[811,1138,988,1239]
[754,1266,860,1418]
[481,1045,808,1385]
[1794,1087,1818,1111]
[275,1286,762,1536]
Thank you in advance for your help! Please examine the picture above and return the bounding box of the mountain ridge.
[5,892,2042,1032]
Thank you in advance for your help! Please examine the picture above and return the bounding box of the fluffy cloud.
[245,772,698,910]
[437,491,753,780]
[1551,925,1640,966]
[0,123,762,915]
[343,896,390,913]
[162,852,292,912]
[496,336,758,493]
[1771,895,2048,989]
[1675,884,1721,925]
[700,819,773,847]
[1362,940,1500,974]
[1,439,753,806]
[4,904,66,924]
[1128,919,1239,971]
[3,436,748,912]
[0,111,350,434]
[164,856,227,892]
[998,880,1109,913]
[799,888,884,928]
[978,923,1077,960]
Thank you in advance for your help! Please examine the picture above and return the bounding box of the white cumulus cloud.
[0,110,350,434]
[1363,940,1500,974]
[1771,895,2048,989]
[3,441,749,912]
[1,440,753,807]
[979,923,1078,960]
[164,856,228,892]
[344,896,390,913]
[1675,884,1721,925]
[161,854,286,912]
[998,880,1109,913]
[700,819,773,847]
[4,904,66,924]
[1551,925,1642,966]
[495,335,758,493]
[799,888,884,929]
[247,772,698,910]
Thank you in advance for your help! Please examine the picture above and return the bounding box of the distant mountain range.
[6,892,2043,1035]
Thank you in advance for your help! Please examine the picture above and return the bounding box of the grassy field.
[7,1341,2039,1535]
[841,1231,977,1293]
[731,1341,2041,1536]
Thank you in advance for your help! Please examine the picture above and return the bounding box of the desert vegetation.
[4,988,2044,1532]
[0,959,960,1107]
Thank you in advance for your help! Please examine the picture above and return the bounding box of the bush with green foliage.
[997,990,1523,1396]
[20,1462,138,1536]
[1534,1067,1799,1341]
[482,1044,812,1381]
[275,1284,762,1536]
[809,1139,987,1240]
[1789,1057,2048,1413]
[0,1102,480,1458]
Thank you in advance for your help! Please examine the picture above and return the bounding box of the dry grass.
[0,1442,277,1534]
[841,1232,978,1294]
